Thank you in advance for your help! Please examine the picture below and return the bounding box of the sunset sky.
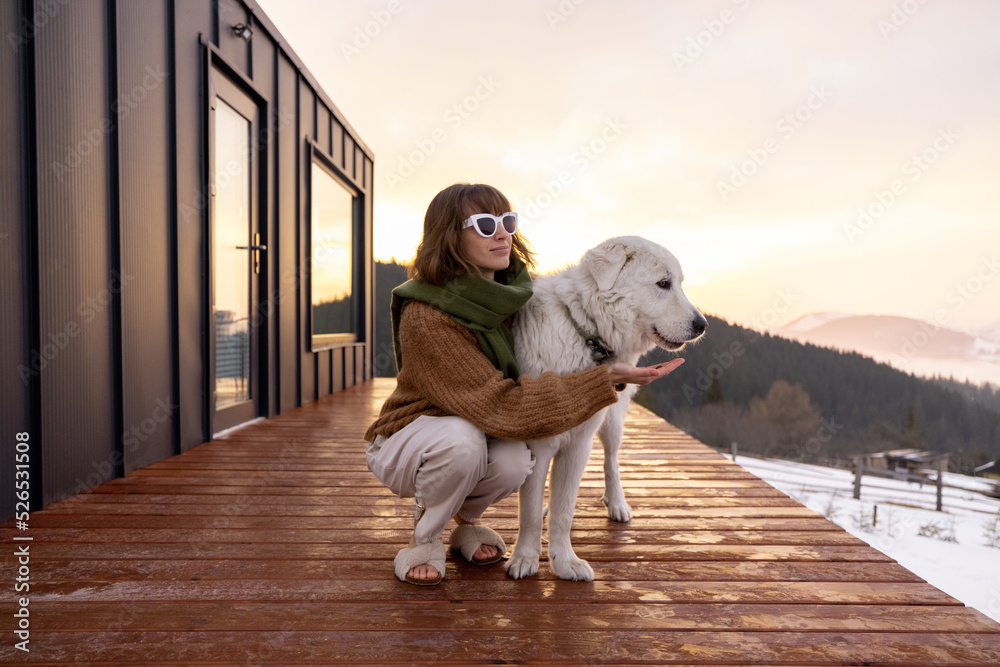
[256,0,1000,332]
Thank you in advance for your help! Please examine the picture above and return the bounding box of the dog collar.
[563,305,616,364]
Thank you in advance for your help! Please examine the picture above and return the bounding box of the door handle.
[236,234,266,274]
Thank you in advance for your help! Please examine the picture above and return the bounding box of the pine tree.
[703,368,724,405]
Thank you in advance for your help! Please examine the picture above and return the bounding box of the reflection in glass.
[311,163,354,337]
[214,99,251,407]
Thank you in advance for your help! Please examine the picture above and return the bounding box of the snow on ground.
[728,454,1000,624]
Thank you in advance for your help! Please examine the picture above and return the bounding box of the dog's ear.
[584,240,634,291]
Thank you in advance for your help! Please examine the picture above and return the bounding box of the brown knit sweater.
[365,301,619,442]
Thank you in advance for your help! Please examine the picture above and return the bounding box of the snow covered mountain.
[773,313,1000,386]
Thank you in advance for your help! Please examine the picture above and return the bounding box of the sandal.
[449,523,506,565]
[394,539,445,586]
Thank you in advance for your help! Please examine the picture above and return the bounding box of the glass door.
[210,72,262,434]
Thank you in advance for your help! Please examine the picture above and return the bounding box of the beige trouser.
[366,415,535,545]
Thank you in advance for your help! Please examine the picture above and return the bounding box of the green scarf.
[390,258,533,380]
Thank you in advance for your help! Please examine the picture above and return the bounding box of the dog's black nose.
[691,315,708,336]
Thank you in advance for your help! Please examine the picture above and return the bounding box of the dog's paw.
[505,553,540,579]
[602,495,632,523]
[551,555,594,581]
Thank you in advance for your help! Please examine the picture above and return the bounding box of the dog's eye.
[657,279,672,290]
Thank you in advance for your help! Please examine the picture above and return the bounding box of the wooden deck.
[3,377,999,665]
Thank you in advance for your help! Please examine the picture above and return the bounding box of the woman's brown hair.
[409,183,536,285]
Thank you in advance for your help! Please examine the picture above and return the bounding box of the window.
[213,98,253,407]
[310,157,358,348]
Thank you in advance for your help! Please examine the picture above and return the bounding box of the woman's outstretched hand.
[607,358,685,387]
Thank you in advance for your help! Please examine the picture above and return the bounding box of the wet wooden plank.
[9,541,893,562]
[20,601,1000,633]
[98,474,777,489]
[20,579,963,606]
[24,512,844,532]
[41,496,810,512]
[25,559,926,584]
[75,484,794,499]
[127,467,764,481]
[143,460,746,473]
[3,630,998,665]
[0,527,864,546]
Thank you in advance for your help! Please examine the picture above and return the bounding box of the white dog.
[506,236,707,581]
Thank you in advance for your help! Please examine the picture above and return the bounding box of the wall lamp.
[232,23,253,42]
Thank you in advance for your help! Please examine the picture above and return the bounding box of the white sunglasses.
[461,212,518,238]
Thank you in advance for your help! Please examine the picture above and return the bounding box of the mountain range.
[772,312,1000,387]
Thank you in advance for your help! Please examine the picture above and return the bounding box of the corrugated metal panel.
[337,345,354,389]
[0,0,31,520]
[343,133,355,180]
[276,53,298,414]
[362,158,374,382]
[251,27,277,418]
[316,349,330,398]
[117,0,174,472]
[298,77,314,404]
[355,345,367,386]
[316,105,330,156]
[332,120,343,169]
[174,0,215,451]
[34,0,117,504]
[333,347,345,392]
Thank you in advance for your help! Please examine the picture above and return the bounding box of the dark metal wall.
[34,0,118,505]
[0,0,35,523]
[0,0,375,521]
[118,0,175,473]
